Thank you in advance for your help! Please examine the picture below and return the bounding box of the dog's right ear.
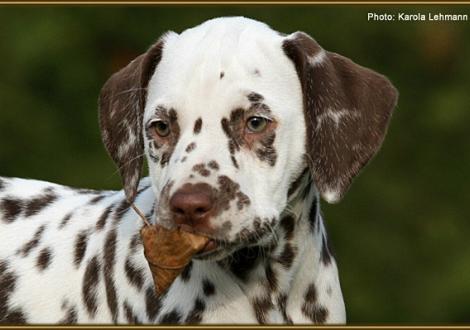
[283,32,398,204]
[99,39,164,203]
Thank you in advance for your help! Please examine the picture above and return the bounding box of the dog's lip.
[177,225,221,255]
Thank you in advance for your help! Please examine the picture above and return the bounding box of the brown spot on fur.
[129,233,142,255]
[180,261,192,282]
[159,309,182,324]
[280,215,295,241]
[96,205,113,231]
[17,225,46,257]
[58,212,73,229]
[236,191,250,210]
[221,109,244,154]
[252,296,274,324]
[265,263,277,292]
[185,142,196,153]
[82,256,100,317]
[145,286,162,321]
[59,304,78,324]
[192,164,210,177]
[1,309,27,324]
[202,279,215,296]
[207,160,219,170]
[185,298,205,324]
[219,72,225,79]
[193,118,202,134]
[74,230,89,267]
[216,175,250,214]
[36,247,52,271]
[24,190,57,217]
[89,195,105,205]
[124,300,141,324]
[114,198,130,223]
[1,198,23,223]
[103,229,119,322]
[247,92,264,103]
[124,258,144,291]
[277,243,296,269]
[231,155,239,169]
[277,294,293,324]
[0,261,25,323]
[301,283,329,323]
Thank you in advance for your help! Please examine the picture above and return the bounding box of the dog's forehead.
[145,17,301,122]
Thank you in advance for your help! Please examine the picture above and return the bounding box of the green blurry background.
[0,5,469,323]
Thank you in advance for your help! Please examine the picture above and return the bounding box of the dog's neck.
[201,173,344,323]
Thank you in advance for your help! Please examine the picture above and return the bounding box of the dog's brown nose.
[169,183,214,231]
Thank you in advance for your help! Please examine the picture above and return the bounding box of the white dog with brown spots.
[0,17,397,324]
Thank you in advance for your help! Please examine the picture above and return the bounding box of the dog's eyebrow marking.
[193,118,202,134]
[247,92,264,103]
[154,105,169,116]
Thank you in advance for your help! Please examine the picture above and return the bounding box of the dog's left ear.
[99,40,164,203]
[283,32,398,203]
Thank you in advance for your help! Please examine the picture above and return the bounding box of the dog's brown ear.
[99,40,164,203]
[283,32,398,203]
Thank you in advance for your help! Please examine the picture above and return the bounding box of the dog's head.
[99,17,397,259]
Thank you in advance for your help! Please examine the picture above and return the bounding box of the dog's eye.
[151,120,170,137]
[246,116,268,133]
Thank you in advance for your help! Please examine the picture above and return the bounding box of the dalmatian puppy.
[0,17,397,324]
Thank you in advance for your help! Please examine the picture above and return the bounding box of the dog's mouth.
[193,238,239,260]
[191,232,277,261]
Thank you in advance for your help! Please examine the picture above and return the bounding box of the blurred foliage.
[0,5,469,323]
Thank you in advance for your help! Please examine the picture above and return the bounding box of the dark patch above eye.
[247,92,264,103]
